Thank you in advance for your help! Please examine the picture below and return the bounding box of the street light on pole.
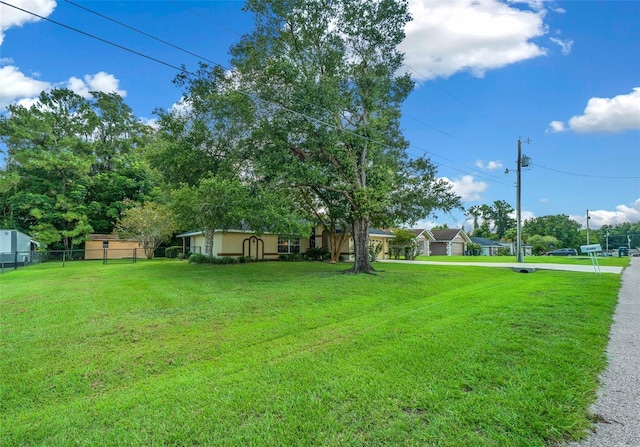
[586,209,591,245]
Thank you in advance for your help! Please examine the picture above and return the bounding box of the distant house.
[429,229,472,256]
[0,229,38,267]
[85,234,143,260]
[498,241,534,257]
[412,229,436,256]
[469,237,504,256]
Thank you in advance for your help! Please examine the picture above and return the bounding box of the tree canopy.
[170,0,460,273]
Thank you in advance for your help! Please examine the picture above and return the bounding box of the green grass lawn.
[0,260,623,446]
[415,254,630,267]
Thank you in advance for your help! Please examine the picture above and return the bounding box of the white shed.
[0,229,36,266]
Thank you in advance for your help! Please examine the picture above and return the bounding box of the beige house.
[85,234,143,260]
[176,226,395,261]
[176,229,311,260]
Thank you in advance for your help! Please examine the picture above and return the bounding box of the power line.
[0,0,187,74]
[401,62,468,106]
[2,0,514,189]
[535,163,640,179]
[169,0,243,37]
[63,0,223,68]
[62,0,502,186]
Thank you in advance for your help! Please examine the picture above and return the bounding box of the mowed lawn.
[0,260,623,446]
[414,255,630,267]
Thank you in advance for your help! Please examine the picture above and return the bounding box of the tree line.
[466,201,640,254]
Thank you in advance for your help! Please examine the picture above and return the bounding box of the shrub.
[188,253,210,264]
[165,246,183,259]
[188,254,242,264]
[467,242,482,256]
[279,253,303,262]
[497,247,511,256]
[305,246,331,261]
[390,228,418,260]
[369,241,383,261]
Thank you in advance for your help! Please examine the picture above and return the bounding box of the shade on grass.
[0,260,622,446]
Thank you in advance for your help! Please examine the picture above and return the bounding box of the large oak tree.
[176,0,460,273]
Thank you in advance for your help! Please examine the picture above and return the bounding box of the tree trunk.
[348,217,374,274]
[204,229,214,258]
[329,231,348,263]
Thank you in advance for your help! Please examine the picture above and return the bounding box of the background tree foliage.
[0,88,153,249]
[523,214,582,249]
[466,201,515,240]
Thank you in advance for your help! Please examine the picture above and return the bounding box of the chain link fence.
[1,247,167,273]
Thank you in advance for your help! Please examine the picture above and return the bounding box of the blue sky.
[1,0,639,230]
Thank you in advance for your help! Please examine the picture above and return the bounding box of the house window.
[278,236,300,254]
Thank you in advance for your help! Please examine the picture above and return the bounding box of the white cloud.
[413,219,440,230]
[572,200,640,229]
[442,174,488,201]
[565,88,640,133]
[0,65,51,108]
[0,66,127,110]
[475,159,503,170]
[0,57,14,65]
[66,72,126,98]
[0,0,57,45]
[549,37,573,55]
[169,97,193,115]
[546,120,566,133]
[511,209,535,222]
[402,0,551,80]
[139,116,159,129]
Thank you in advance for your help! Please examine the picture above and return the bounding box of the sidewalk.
[569,256,640,446]
[381,259,624,274]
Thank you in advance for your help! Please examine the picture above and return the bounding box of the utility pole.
[515,138,531,263]
[506,138,531,263]
[586,209,590,245]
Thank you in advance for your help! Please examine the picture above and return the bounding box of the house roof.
[89,233,123,241]
[177,227,395,238]
[89,233,138,242]
[430,229,471,243]
[412,229,436,241]
[470,237,503,247]
[369,228,395,238]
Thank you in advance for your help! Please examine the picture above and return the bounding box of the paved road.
[381,259,624,274]
[569,256,640,447]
